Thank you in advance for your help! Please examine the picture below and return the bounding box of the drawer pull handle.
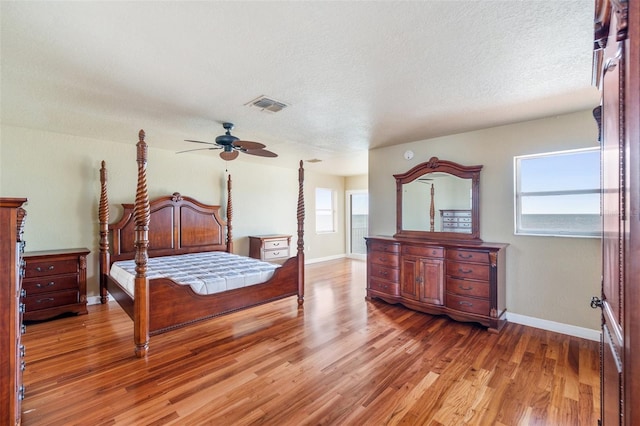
[19,303,26,313]
[459,301,473,306]
[273,242,280,246]
[21,288,26,297]
[36,281,56,288]
[379,269,388,276]
[35,265,55,272]
[21,324,26,335]
[20,345,25,357]
[458,268,473,274]
[21,360,26,371]
[458,254,473,259]
[36,297,55,303]
[458,285,473,291]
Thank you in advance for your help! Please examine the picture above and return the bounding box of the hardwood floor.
[21,258,599,425]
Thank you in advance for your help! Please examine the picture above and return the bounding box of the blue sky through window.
[518,148,600,215]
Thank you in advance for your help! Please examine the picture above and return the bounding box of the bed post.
[99,161,110,304]
[297,160,305,306]
[226,174,233,253]
[133,130,150,358]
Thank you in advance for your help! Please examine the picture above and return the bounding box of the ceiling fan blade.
[243,149,278,158]
[176,147,221,154]
[234,140,266,150]
[220,150,240,161]
[184,139,218,146]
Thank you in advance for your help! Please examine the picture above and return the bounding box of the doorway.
[346,190,368,260]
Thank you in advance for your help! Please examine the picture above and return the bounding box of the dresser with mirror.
[365,157,508,332]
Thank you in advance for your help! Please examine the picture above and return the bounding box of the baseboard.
[507,312,601,341]
[305,254,346,264]
[87,295,102,306]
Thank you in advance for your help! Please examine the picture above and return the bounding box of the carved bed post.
[297,160,305,306]
[133,130,150,358]
[99,161,110,304]
[226,174,233,253]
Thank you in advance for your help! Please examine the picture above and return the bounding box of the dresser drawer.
[446,249,490,264]
[369,264,399,282]
[368,241,400,254]
[24,258,78,278]
[446,277,489,298]
[446,293,490,316]
[264,239,289,250]
[369,251,399,268]
[22,274,78,296]
[402,245,444,258]
[24,289,79,312]
[369,278,400,296]
[447,261,490,281]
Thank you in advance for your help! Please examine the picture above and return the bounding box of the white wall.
[369,110,601,331]
[0,125,346,298]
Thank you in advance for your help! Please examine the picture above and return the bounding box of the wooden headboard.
[108,192,230,262]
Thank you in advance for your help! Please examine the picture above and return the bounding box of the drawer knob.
[35,265,55,272]
[36,281,56,288]
[379,269,388,276]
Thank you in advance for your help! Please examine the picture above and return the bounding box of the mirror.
[394,157,482,243]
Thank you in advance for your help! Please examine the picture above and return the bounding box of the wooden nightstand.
[249,235,291,262]
[22,248,90,321]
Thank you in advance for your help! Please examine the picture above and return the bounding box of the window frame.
[513,147,601,238]
[315,187,337,234]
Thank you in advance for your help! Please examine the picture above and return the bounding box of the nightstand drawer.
[24,290,79,312]
[264,239,289,250]
[263,248,289,260]
[24,258,77,278]
[22,274,78,296]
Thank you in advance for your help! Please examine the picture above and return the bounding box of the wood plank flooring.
[21,258,600,425]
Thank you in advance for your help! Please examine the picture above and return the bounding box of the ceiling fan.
[179,122,278,161]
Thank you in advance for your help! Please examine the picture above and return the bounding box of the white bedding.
[110,251,279,297]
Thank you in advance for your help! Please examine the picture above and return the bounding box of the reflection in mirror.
[394,157,482,243]
[402,173,472,232]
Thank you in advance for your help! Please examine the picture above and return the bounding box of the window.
[315,188,336,233]
[514,147,600,237]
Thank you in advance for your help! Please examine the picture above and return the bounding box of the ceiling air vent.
[246,96,289,113]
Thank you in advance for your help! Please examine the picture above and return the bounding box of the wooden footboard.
[99,130,305,357]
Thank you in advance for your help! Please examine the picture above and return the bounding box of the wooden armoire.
[592,0,639,424]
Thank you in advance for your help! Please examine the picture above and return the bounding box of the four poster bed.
[99,130,305,357]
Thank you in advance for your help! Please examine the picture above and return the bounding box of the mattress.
[110,251,279,297]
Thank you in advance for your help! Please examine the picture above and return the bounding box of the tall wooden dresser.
[1,198,28,426]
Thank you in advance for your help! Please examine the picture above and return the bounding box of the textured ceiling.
[1,1,599,176]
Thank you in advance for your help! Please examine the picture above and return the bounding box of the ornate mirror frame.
[394,157,483,243]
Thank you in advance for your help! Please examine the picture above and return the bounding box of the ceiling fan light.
[220,150,239,161]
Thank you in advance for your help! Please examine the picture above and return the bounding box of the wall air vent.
[246,96,289,113]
